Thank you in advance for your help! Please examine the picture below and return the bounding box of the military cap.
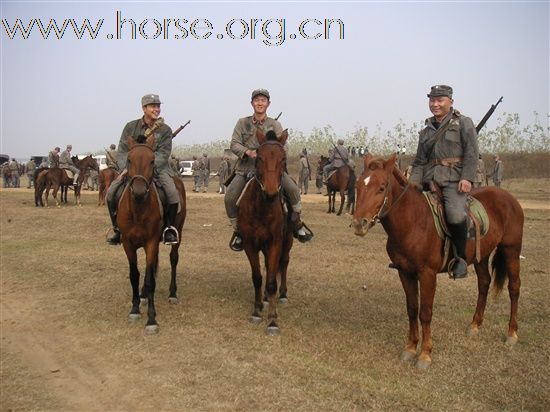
[141,94,162,106]
[203,153,208,157]
[110,144,116,149]
[337,138,344,145]
[67,144,72,149]
[251,88,270,100]
[55,147,60,151]
[427,85,453,98]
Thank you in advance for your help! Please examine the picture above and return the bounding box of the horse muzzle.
[352,217,374,237]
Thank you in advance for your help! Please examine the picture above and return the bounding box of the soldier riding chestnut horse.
[238,129,295,336]
[320,156,355,216]
[352,153,523,369]
[116,134,186,334]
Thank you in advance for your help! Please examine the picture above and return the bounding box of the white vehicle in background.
[179,160,194,176]
[93,155,107,170]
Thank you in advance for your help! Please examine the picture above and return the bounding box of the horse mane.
[265,130,277,141]
[392,167,408,186]
[136,134,148,144]
[367,157,386,170]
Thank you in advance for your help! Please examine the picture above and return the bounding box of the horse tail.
[491,246,507,295]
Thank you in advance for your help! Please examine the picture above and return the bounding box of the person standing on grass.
[488,154,503,187]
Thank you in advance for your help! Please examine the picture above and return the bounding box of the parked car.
[179,160,194,176]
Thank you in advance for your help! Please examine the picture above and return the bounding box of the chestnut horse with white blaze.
[238,129,295,336]
[352,153,523,369]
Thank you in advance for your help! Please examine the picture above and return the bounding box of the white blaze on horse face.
[363,176,372,188]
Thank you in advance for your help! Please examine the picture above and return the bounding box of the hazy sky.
[1,1,548,158]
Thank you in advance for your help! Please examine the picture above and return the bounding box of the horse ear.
[385,153,397,172]
[279,129,289,146]
[256,128,266,145]
[364,153,373,169]
[126,136,136,150]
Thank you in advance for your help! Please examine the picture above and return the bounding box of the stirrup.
[106,228,121,245]
[162,226,179,245]
[294,222,314,243]
[447,257,468,279]
[229,232,243,252]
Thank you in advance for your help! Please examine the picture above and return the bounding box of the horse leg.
[398,270,420,363]
[265,247,282,335]
[469,256,492,336]
[168,244,179,304]
[245,247,263,323]
[326,190,332,213]
[503,246,521,346]
[143,242,160,334]
[278,237,292,304]
[122,244,141,321]
[416,270,437,370]
[52,184,61,207]
[336,189,345,216]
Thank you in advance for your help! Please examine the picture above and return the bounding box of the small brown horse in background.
[238,129,294,335]
[98,168,119,206]
[117,135,186,334]
[352,153,523,369]
[35,155,98,207]
[320,157,355,215]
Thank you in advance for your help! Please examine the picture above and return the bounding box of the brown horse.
[98,168,119,206]
[238,129,294,335]
[35,155,98,207]
[117,135,186,334]
[320,157,355,215]
[2,164,12,188]
[352,153,523,369]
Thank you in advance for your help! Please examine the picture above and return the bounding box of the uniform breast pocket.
[444,128,461,144]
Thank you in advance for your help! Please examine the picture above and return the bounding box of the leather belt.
[432,157,464,167]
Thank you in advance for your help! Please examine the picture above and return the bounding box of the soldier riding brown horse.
[320,156,355,216]
[352,153,523,369]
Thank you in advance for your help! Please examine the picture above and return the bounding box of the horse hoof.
[250,316,262,325]
[279,297,288,304]
[144,324,159,335]
[467,326,479,337]
[506,335,518,347]
[266,326,281,336]
[168,297,178,304]
[400,350,416,362]
[128,313,141,322]
[415,358,431,370]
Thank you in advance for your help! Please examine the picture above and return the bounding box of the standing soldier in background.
[488,154,503,187]
[87,169,99,190]
[217,156,230,194]
[201,153,210,193]
[59,144,80,184]
[315,156,324,194]
[409,85,478,279]
[9,159,20,187]
[170,155,181,177]
[191,155,201,192]
[25,157,36,188]
[48,147,60,168]
[106,144,119,170]
[298,152,310,195]
[474,154,486,188]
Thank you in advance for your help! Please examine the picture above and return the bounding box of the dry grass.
[1,178,549,411]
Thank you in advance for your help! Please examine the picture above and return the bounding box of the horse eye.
[378,185,385,193]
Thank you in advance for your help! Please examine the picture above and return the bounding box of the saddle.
[423,185,490,268]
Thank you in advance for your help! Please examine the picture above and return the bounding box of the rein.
[127,144,155,198]
[370,177,410,225]
[254,140,285,196]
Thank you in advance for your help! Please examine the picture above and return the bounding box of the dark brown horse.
[98,168,119,206]
[238,129,294,335]
[35,155,98,207]
[320,157,355,215]
[352,153,523,369]
[117,135,186,334]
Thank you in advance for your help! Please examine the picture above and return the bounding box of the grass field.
[1,177,549,411]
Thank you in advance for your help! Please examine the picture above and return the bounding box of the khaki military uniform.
[474,158,486,187]
[224,115,302,220]
[25,159,36,188]
[217,159,230,194]
[107,117,179,205]
[488,159,503,187]
[59,150,79,176]
[106,149,119,170]
[48,151,59,168]
[298,156,310,194]
[9,160,20,187]
[191,158,202,192]
[409,109,478,224]
[323,143,349,177]
[201,155,210,192]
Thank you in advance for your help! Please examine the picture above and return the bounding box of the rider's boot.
[229,217,243,251]
[448,220,468,279]
[291,210,314,243]
[106,197,121,245]
[163,203,179,245]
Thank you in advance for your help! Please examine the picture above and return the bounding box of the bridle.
[365,171,410,226]
[127,144,154,198]
[254,140,285,196]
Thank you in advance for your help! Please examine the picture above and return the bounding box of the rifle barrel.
[476,96,503,133]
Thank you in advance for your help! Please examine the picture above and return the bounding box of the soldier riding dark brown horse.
[320,157,355,215]
[238,129,294,336]
[352,153,523,369]
[116,134,186,334]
